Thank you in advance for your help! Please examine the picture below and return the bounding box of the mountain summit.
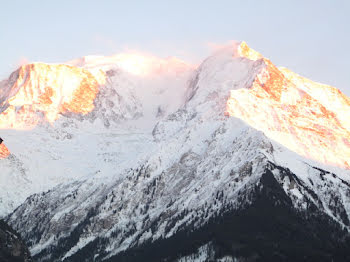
[1,41,350,261]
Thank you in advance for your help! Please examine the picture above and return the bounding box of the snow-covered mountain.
[1,42,350,261]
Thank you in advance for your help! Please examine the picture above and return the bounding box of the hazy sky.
[1,0,349,95]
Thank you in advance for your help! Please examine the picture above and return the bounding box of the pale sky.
[1,0,349,95]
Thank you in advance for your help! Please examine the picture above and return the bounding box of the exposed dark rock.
[0,219,32,262]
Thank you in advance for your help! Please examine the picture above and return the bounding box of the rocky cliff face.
[0,219,32,262]
[0,142,10,159]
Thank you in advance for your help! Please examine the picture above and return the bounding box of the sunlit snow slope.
[226,42,350,168]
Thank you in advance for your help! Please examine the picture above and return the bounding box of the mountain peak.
[237,41,264,60]
[207,41,263,61]
[225,44,350,168]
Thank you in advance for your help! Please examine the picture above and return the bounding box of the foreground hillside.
[0,219,32,262]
